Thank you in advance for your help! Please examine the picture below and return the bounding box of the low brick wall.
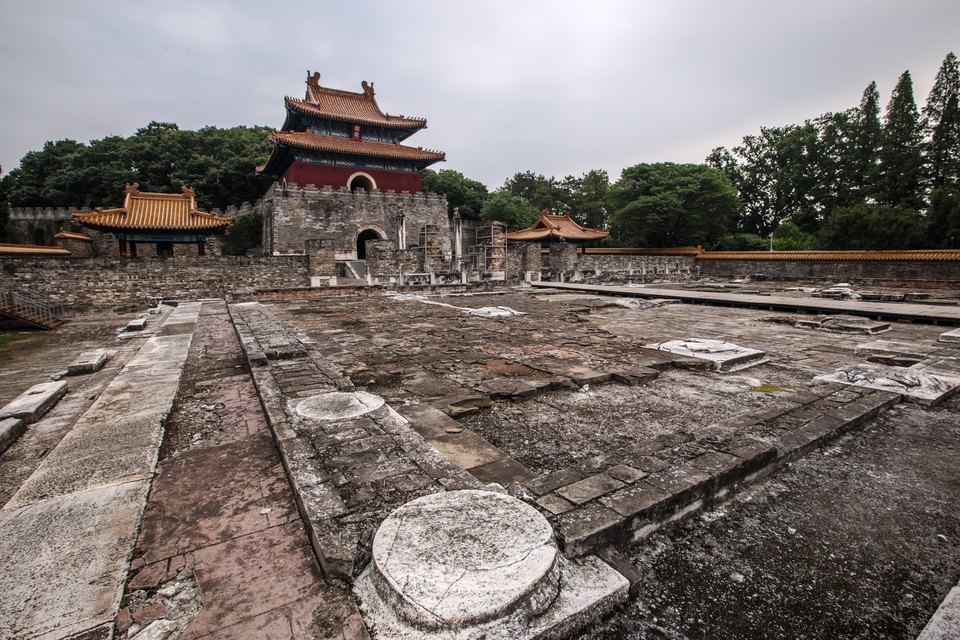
[697,259,960,289]
[0,255,309,308]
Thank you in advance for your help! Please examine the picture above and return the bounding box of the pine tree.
[923,53,960,190]
[922,52,959,136]
[852,81,882,202]
[877,71,925,209]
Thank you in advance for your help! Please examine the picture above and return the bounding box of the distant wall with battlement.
[258,182,449,260]
[0,255,308,308]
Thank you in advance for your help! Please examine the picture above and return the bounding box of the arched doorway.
[348,172,376,192]
[356,228,383,259]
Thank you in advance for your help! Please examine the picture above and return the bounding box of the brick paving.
[122,300,366,639]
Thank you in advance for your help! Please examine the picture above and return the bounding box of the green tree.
[480,190,538,230]
[818,204,927,249]
[923,53,960,191]
[560,169,610,229]
[850,81,883,202]
[5,122,273,210]
[220,212,263,255]
[928,188,960,248]
[706,124,819,236]
[713,233,769,251]
[421,169,488,219]
[609,163,740,247]
[502,171,565,212]
[0,171,11,241]
[6,139,86,206]
[877,72,925,209]
[772,221,817,250]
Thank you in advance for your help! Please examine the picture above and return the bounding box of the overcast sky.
[1,0,957,190]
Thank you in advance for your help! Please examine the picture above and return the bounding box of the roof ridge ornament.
[306,70,321,101]
[361,80,375,98]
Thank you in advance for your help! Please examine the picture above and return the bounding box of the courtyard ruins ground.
[0,282,958,639]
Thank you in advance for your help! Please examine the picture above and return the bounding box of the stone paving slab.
[0,480,149,640]
[8,332,195,508]
[124,299,368,639]
[0,304,199,640]
[67,348,108,375]
[0,417,25,455]
[134,437,299,566]
[814,363,958,406]
[0,380,67,424]
[918,584,960,640]
[939,327,960,343]
[531,281,960,323]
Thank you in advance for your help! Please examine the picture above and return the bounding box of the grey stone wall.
[697,258,960,288]
[257,182,449,259]
[0,255,308,308]
[365,240,427,282]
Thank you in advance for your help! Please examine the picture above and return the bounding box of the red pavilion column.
[198,240,206,256]
[118,238,127,256]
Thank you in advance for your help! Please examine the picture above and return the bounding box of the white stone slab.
[855,340,934,359]
[939,328,960,343]
[123,317,147,332]
[294,391,385,421]
[646,338,767,372]
[0,480,149,640]
[355,490,628,639]
[67,348,108,375]
[795,314,890,334]
[814,363,959,406]
[0,380,67,424]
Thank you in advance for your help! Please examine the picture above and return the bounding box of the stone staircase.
[0,287,65,330]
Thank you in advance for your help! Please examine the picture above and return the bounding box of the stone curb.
[541,385,903,558]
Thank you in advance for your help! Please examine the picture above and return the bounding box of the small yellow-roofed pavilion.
[71,184,232,256]
[507,212,610,243]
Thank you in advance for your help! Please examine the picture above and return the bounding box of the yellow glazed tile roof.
[0,243,71,255]
[71,184,232,232]
[508,213,609,241]
[286,71,427,130]
[268,131,445,161]
[53,231,93,241]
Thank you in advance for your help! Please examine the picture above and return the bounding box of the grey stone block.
[0,380,68,424]
[67,349,108,375]
[0,417,26,454]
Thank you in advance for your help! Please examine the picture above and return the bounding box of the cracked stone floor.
[0,285,958,639]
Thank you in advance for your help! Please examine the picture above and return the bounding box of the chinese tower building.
[258,71,445,193]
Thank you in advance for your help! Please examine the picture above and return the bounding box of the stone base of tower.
[258,182,450,260]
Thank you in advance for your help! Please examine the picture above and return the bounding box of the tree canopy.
[609,163,740,248]
[708,52,960,249]
[4,122,274,210]
[420,169,488,220]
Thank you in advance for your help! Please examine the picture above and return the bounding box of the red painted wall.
[282,161,423,192]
